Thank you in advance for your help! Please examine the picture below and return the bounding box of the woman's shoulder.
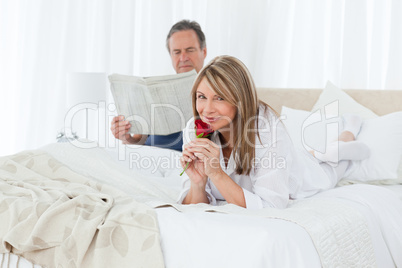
[257,104,284,129]
[255,103,290,146]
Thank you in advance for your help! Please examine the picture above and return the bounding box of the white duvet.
[156,184,402,268]
[3,142,402,268]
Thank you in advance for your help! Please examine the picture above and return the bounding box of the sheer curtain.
[1,0,401,155]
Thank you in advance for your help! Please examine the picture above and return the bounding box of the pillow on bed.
[281,106,342,153]
[281,107,402,184]
[310,81,402,183]
[343,112,402,182]
[311,81,378,119]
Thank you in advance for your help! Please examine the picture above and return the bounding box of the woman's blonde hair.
[191,55,276,175]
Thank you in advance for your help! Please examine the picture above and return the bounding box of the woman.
[179,55,370,209]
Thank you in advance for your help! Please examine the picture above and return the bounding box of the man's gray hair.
[166,20,206,52]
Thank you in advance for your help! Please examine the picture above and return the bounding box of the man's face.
[168,30,207,73]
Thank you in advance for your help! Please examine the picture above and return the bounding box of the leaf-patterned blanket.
[0,150,164,268]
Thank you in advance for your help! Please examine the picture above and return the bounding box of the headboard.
[256,88,402,116]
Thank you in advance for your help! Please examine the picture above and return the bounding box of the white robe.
[178,108,353,209]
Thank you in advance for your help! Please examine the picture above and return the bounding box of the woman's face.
[195,78,237,132]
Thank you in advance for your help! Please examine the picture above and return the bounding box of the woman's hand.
[181,142,208,188]
[182,138,246,207]
[184,138,223,178]
[181,138,222,205]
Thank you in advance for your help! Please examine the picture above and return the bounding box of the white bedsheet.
[156,184,402,268]
[313,185,402,267]
[156,208,321,268]
[3,143,402,268]
[0,253,42,268]
[380,184,402,201]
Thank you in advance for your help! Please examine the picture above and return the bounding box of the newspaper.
[109,70,196,135]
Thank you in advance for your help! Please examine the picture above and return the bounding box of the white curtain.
[1,0,401,155]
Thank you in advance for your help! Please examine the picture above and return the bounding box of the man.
[110,20,207,151]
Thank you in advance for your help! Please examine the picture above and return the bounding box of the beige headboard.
[257,88,402,116]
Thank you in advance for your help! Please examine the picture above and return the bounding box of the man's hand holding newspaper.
[109,70,196,136]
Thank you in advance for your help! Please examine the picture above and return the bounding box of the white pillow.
[343,112,402,181]
[281,106,342,153]
[311,81,378,120]
[310,81,402,183]
[281,108,402,183]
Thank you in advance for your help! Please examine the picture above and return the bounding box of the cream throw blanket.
[0,150,164,268]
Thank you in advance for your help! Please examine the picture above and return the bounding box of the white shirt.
[178,107,340,209]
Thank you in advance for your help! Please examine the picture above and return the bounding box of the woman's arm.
[185,138,246,208]
[208,170,246,208]
[182,183,210,204]
[180,141,210,204]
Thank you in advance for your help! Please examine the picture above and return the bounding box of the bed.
[1,84,402,268]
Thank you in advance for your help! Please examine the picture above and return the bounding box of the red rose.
[180,119,215,176]
[194,119,214,138]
